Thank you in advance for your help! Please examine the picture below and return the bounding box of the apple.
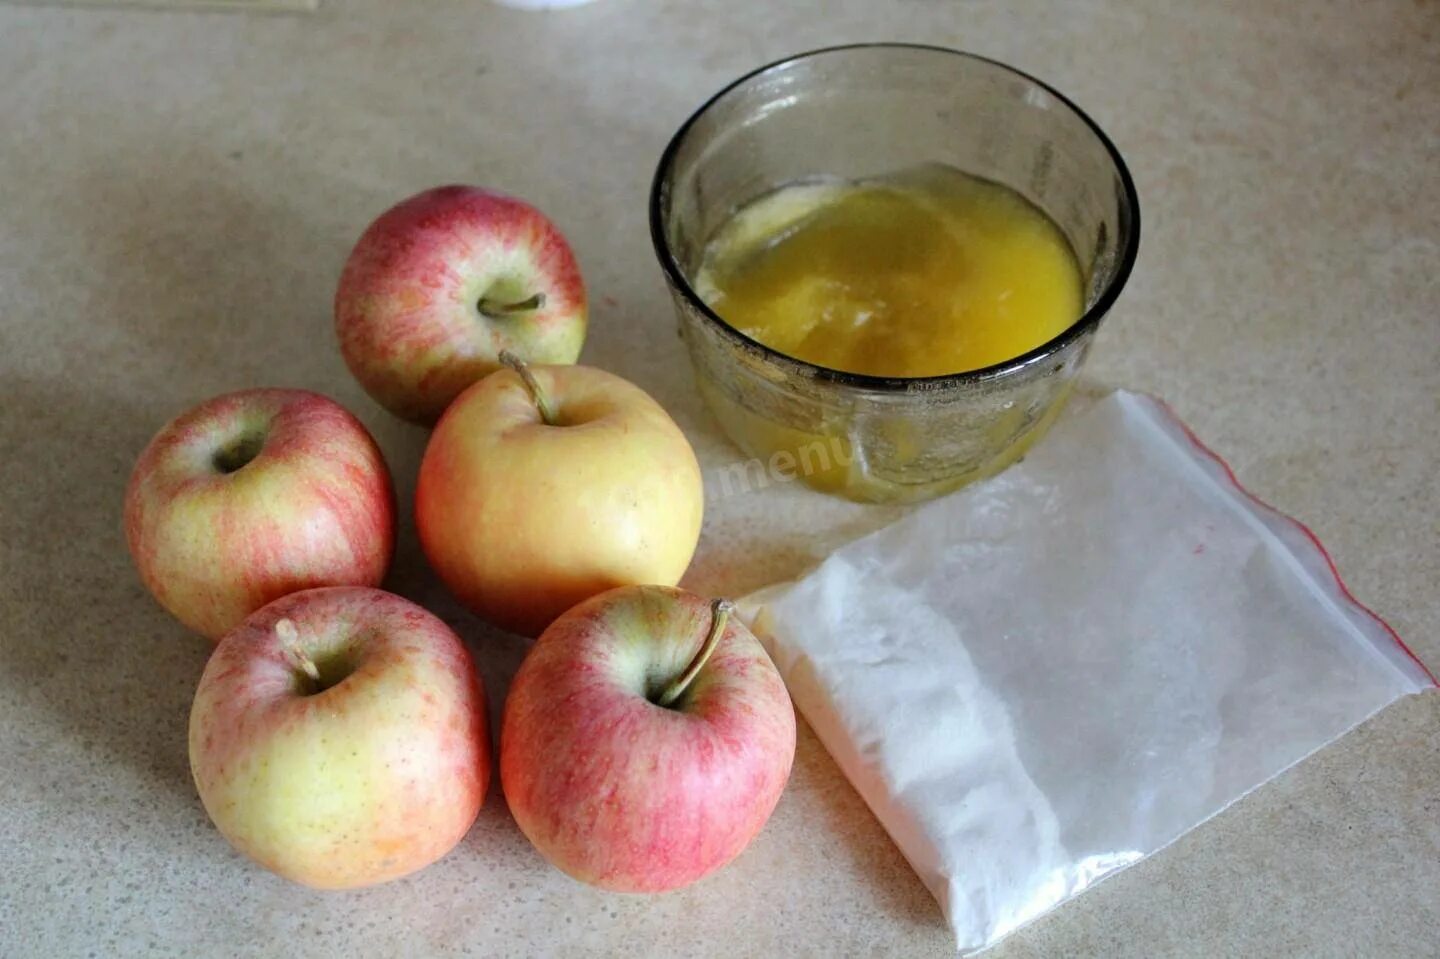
[335,185,588,424]
[501,586,795,892]
[189,586,489,889]
[415,354,703,637]
[125,388,395,641]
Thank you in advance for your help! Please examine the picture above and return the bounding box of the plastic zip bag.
[744,390,1434,954]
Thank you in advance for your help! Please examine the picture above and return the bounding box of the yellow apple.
[415,355,703,636]
[188,587,489,889]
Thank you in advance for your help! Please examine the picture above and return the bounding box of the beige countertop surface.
[2,1,1437,955]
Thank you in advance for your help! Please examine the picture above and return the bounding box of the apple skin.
[189,586,489,890]
[415,363,703,637]
[500,585,795,892]
[124,388,395,641]
[335,185,587,424]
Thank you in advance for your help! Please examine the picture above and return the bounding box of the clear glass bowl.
[649,44,1140,503]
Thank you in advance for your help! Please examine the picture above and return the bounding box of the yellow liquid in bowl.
[687,165,1086,502]
[695,165,1083,378]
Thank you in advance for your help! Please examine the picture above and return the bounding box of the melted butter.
[695,165,1083,378]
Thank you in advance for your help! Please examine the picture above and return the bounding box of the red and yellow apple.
[500,585,795,892]
[415,357,703,637]
[124,388,395,641]
[189,586,489,889]
[335,185,588,424]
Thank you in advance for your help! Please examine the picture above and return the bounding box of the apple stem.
[478,292,546,318]
[498,349,558,426]
[656,599,735,708]
[275,618,321,686]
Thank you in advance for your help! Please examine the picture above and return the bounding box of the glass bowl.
[649,43,1140,503]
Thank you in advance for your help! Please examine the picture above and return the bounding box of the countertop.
[2,1,1437,956]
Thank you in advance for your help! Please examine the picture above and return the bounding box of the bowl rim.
[647,42,1142,392]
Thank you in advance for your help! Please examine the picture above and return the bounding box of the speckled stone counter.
[2,2,1436,955]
